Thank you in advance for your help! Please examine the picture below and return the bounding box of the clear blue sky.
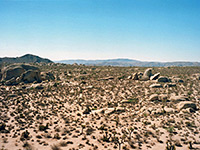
[0,0,200,61]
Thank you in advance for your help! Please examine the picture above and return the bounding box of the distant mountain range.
[55,58,200,67]
[0,54,53,64]
[1,54,199,67]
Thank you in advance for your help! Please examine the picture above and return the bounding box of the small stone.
[164,83,176,88]
[149,94,159,101]
[177,101,197,111]
[157,76,169,82]
[169,95,188,102]
[149,84,163,88]
[132,73,139,80]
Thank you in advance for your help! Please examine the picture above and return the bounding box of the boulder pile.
[0,64,55,85]
[128,68,179,83]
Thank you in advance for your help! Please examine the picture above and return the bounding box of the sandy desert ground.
[1,63,200,150]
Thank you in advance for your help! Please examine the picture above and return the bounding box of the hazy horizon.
[0,0,200,62]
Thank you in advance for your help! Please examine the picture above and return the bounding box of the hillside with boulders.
[0,54,53,64]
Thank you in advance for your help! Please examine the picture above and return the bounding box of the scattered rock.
[121,100,131,104]
[83,106,91,114]
[115,107,125,113]
[149,94,159,101]
[157,76,169,82]
[41,72,55,81]
[164,83,176,88]
[92,107,124,115]
[149,84,163,88]
[127,75,132,79]
[159,94,168,101]
[7,94,18,98]
[132,73,139,80]
[100,76,114,81]
[0,72,2,81]
[140,75,149,81]
[177,101,197,111]
[169,95,189,102]
[104,108,115,115]
[150,73,160,80]
[152,108,163,115]
[164,107,175,113]
[173,78,184,83]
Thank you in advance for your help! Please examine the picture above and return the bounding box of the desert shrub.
[0,123,6,131]
[39,124,48,131]
[20,130,30,141]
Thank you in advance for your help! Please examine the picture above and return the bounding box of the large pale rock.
[143,68,152,77]
[158,76,169,82]
[150,73,160,80]
[177,101,197,111]
[140,68,152,81]
[149,83,163,88]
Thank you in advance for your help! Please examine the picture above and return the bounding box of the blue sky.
[0,0,200,61]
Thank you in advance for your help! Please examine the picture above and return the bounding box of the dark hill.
[0,54,53,64]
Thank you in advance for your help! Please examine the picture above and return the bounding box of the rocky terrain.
[0,63,200,150]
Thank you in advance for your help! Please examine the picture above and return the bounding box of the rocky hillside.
[0,54,53,64]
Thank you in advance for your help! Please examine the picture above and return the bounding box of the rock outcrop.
[1,64,43,85]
